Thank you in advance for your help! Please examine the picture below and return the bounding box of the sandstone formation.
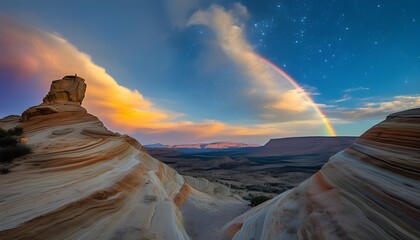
[0,76,247,240]
[22,75,87,122]
[225,108,420,239]
[43,75,86,104]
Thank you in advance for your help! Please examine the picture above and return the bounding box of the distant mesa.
[145,143,166,148]
[202,142,260,149]
[250,136,357,157]
[146,142,260,149]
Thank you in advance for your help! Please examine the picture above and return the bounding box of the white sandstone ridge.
[224,108,420,239]
[146,142,260,149]
[0,76,248,240]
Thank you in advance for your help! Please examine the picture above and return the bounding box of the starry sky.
[0,0,419,144]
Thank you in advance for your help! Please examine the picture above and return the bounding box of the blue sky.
[0,0,419,144]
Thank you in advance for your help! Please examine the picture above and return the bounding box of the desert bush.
[0,144,31,163]
[0,136,17,147]
[0,127,31,164]
[0,127,23,137]
[0,167,10,174]
[0,128,6,138]
[7,127,23,136]
[249,195,272,206]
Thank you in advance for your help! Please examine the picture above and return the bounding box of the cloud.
[336,95,420,120]
[333,94,351,103]
[343,87,369,93]
[302,85,321,96]
[0,16,331,143]
[0,16,176,128]
[187,4,325,123]
[332,87,369,103]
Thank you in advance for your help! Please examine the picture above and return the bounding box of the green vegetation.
[0,127,23,137]
[0,127,31,168]
[249,195,272,206]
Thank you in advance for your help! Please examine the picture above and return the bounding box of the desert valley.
[146,137,356,199]
[0,76,418,239]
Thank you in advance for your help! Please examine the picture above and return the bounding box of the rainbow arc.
[258,56,337,136]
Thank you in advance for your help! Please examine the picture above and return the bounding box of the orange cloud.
[0,17,329,144]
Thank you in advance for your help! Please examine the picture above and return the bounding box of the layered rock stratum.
[225,108,420,239]
[0,76,247,240]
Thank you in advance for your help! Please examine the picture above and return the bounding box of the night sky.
[0,0,419,144]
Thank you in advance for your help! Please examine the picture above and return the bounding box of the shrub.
[0,128,6,138]
[0,144,31,163]
[0,127,31,164]
[0,136,17,147]
[7,127,23,136]
[0,127,23,137]
[249,196,272,206]
[0,167,10,174]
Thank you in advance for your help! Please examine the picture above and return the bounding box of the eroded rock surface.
[225,108,420,240]
[22,75,87,122]
[0,76,247,240]
[43,75,86,104]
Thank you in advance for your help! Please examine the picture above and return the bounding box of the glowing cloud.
[187,4,336,135]
[0,17,173,129]
[0,17,328,144]
[337,95,420,120]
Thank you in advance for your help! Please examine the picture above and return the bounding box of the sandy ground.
[180,194,250,240]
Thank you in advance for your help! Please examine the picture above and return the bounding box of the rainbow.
[258,56,337,136]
